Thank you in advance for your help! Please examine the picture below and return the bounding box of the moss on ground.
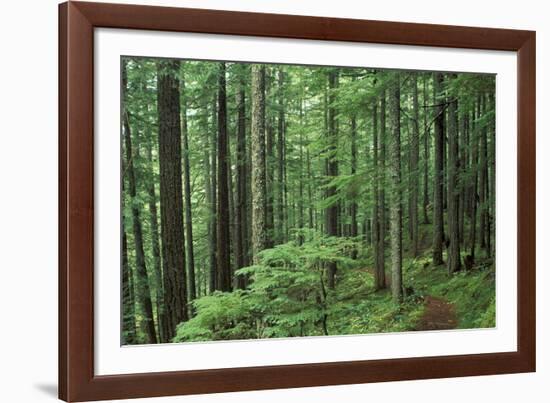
[328,245,495,336]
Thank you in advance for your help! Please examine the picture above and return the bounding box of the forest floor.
[344,228,494,336]
[361,267,458,332]
[414,296,457,331]
[172,229,495,343]
[363,254,458,331]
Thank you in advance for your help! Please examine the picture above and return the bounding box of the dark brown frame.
[59,1,536,401]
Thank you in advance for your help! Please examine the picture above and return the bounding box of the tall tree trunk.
[462,114,471,241]
[373,99,385,290]
[388,74,403,303]
[276,68,286,244]
[209,93,218,293]
[157,60,188,341]
[486,92,495,258]
[227,111,236,286]
[246,102,254,264]
[322,82,329,237]
[298,95,306,245]
[446,75,461,274]
[265,68,275,248]
[410,75,420,257]
[307,148,314,230]
[350,112,358,257]
[283,125,290,241]
[326,70,339,289]
[378,91,387,289]
[145,138,164,342]
[251,64,267,263]
[180,74,197,305]
[215,62,232,292]
[406,121,413,242]
[432,72,445,266]
[122,224,136,344]
[235,67,249,288]
[469,101,479,260]
[422,76,430,224]
[366,217,372,246]
[479,94,488,254]
[123,65,157,344]
[458,113,467,246]
[441,112,447,213]
[202,97,213,293]
[203,128,213,290]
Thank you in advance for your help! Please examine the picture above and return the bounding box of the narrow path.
[360,265,458,331]
[414,296,457,331]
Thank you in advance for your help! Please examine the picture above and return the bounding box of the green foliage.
[174,232,360,341]
[476,295,496,328]
[329,269,425,335]
[173,291,255,342]
[431,268,496,329]
[174,228,496,343]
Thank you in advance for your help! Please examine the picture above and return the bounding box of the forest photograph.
[121,56,496,345]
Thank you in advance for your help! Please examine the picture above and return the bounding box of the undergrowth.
[173,230,496,343]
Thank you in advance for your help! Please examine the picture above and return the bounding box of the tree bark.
[350,112,358,256]
[373,98,385,290]
[276,68,286,244]
[235,66,249,287]
[145,137,164,341]
[157,60,188,341]
[298,95,306,245]
[458,112,467,246]
[406,121,413,243]
[469,102,480,261]
[432,72,445,266]
[307,148,314,230]
[121,224,137,344]
[410,75,420,257]
[209,93,218,293]
[446,75,461,274]
[326,69,339,289]
[227,109,237,288]
[479,94,488,254]
[422,76,430,224]
[202,96,213,293]
[215,62,232,292]
[180,74,197,304]
[486,92,495,258]
[251,64,267,263]
[378,91,387,289]
[388,73,403,303]
[265,68,275,248]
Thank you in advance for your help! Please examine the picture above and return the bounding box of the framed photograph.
[59,1,536,401]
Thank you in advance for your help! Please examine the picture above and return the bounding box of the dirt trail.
[414,296,457,331]
[360,266,458,331]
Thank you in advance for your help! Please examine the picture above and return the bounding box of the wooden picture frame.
[59,1,536,401]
